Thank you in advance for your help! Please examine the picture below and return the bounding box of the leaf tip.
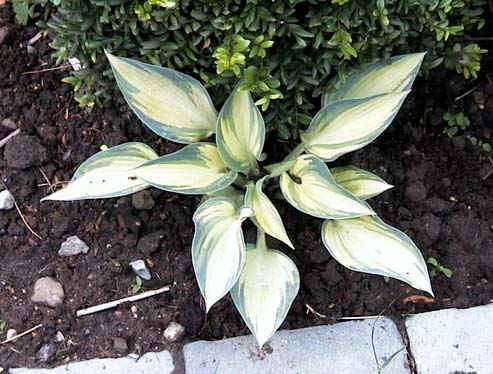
[253,332,271,349]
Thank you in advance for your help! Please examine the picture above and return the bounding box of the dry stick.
[336,315,381,321]
[0,324,42,345]
[76,286,171,317]
[21,65,71,75]
[0,129,20,149]
[27,30,43,46]
[454,86,476,102]
[0,178,43,240]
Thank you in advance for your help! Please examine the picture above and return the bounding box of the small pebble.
[38,344,56,362]
[0,190,14,210]
[113,337,128,354]
[1,118,17,130]
[163,322,185,342]
[137,230,165,256]
[132,190,155,210]
[58,236,89,256]
[131,305,138,318]
[31,277,65,307]
[6,329,16,340]
[55,331,65,342]
[129,259,151,280]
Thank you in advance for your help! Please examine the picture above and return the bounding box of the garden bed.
[1,5,492,369]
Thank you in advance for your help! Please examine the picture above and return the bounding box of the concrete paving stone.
[9,351,174,374]
[183,317,410,374]
[406,304,493,374]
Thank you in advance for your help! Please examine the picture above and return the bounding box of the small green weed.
[130,276,144,294]
[442,112,470,138]
[468,136,492,154]
[427,257,453,278]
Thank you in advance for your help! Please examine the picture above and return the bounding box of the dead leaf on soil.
[403,295,451,304]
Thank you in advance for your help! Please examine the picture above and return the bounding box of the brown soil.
[1,4,492,369]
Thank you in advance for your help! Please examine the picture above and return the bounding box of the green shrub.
[16,0,490,138]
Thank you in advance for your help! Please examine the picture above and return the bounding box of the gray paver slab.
[9,351,174,374]
[406,304,493,374]
[184,317,410,374]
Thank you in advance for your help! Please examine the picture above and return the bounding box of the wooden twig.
[27,31,43,46]
[76,286,171,317]
[454,87,476,102]
[21,65,71,75]
[0,129,20,149]
[336,315,381,321]
[0,324,42,345]
[0,179,43,240]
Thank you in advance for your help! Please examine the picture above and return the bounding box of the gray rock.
[1,118,17,130]
[0,190,14,210]
[184,317,409,374]
[406,304,493,374]
[10,351,174,373]
[31,277,65,307]
[132,190,155,210]
[58,236,89,256]
[129,259,151,281]
[38,344,56,362]
[4,135,49,169]
[6,329,17,340]
[137,230,165,255]
[163,322,185,342]
[55,331,65,342]
[113,337,129,354]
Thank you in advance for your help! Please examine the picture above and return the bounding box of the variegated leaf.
[322,215,433,295]
[201,186,244,208]
[133,143,237,195]
[42,142,158,201]
[331,166,393,200]
[192,197,253,311]
[301,92,409,161]
[280,155,374,219]
[216,87,265,172]
[231,233,299,347]
[322,52,425,106]
[106,52,217,144]
[245,178,293,249]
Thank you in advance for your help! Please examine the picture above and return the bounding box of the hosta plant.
[43,51,433,347]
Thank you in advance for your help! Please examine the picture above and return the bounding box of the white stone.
[129,260,151,281]
[406,304,493,374]
[184,317,410,374]
[10,351,174,374]
[58,236,89,256]
[163,322,185,342]
[6,328,17,340]
[0,189,14,210]
[31,277,65,307]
